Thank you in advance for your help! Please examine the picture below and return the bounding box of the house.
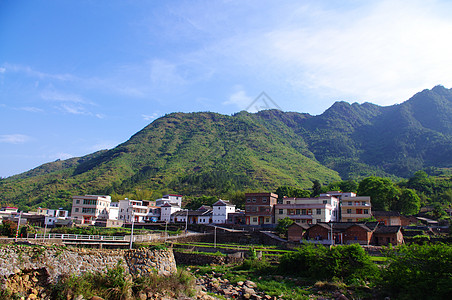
[373,211,402,225]
[320,191,372,222]
[245,192,278,226]
[343,223,373,245]
[227,210,246,225]
[118,199,152,223]
[0,207,18,222]
[287,223,309,242]
[156,194,183,207]
[275,196,340,225]
[71,195,112,225]
[173,206,212,224]
[212,199,235,224]
[373,225,404,245]
[160,203,181,223]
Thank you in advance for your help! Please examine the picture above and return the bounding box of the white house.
[108,202,119,220]
[160,203,181,223]
[155,194,183,207]
[71,195,112,225]
[212,199,236,224]
[118,199,150,223]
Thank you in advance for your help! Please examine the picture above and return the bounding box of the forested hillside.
[1,85,452,210]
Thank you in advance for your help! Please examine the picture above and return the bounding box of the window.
[316,219,321,223]
[246,198,251,203]
[75,208,79,212]
[83,199,97,205]
[362,201,366,205]
[316,209,321,215]
[262,197,267,203]
[364,209,369,214]
[356,209,363,214]
[295,219,300,223]
[296,209,300,215]
[252,217,257,223]
[308,209,312,215]
[302,209,306,215]
[347,209,352,214]
[286,200,291,204]
[348,201,352,205]
[76,200,80,204]
[279,209,283,214]
[265,217,270,223]
[323,200,328,204]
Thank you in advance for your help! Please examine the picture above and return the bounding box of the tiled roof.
[375,225,402,234]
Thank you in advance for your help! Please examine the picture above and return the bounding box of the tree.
[357,176,400,211]
[311,180,322,197]
[394,188,421,215]
[1,220,17,238]
[276,186,310,200]
[275,217,294,237]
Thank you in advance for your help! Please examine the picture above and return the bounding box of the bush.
[279,243,379,283]
[380,243,452,299]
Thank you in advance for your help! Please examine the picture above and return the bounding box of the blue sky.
[1,0,452,178]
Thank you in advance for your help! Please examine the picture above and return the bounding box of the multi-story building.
[275,196,340,225]
[71,195,111,224]
[245,192,278,226]
[212,199,236,224]
[160,202,181,223]
[340,195,372,222]
[155,194,183,207]
[321,191,372,222]
[118,199,150,223]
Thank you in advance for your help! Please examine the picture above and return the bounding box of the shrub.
[380,243,452,299]
[279,243,379,283]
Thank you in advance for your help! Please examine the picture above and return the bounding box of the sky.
[1,0,452,178]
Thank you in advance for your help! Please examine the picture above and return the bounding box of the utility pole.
[129,210,135,250]
[15,211,22,242]
[214,226,217,249]
[184,209,188,235]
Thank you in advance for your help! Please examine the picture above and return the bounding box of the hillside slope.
[2,86,452,209]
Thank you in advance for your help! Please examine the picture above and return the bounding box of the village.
[0,191,444,247]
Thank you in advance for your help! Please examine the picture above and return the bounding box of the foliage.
[380,243,452,300]
[279,243,379,283]
[51,263,195,300]
[1,219,17,237]
[275,186,311,200]
[357,176,400,210]
[3,86,452,208]
[275,217,294,236]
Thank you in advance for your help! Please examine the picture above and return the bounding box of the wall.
[0,245,177,287]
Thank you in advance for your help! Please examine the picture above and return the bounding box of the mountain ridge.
[2,85,452,209]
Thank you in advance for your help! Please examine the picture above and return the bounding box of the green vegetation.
[2,86,452,215]
[48,263,195,300]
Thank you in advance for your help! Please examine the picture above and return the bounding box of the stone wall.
[0,245,177,287]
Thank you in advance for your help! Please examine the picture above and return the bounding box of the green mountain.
[2,85,452,209]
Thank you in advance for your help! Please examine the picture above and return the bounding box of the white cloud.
[41,90,87,103]
[0,67,5,73]
[142,113,160,122]
[19,106,44,113]
[0,134,31,144]
[223,88,254,111]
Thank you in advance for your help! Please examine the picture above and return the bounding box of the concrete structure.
[71,195,112,225]
[212,199,236,224]
[118,199,151,223]
[373,211,402,225]
[321,191,372,222]
[160,203,181,223]
[245,192,278,226]
[275,196,339,225]
[173,206,212,224]
[340,196,372,222]
[108,202,119,220]
[156,194,183,207]
[0,207,18,222]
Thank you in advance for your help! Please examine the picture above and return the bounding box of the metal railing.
[29,233,163,242]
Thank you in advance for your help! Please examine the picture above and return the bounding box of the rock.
[137,291,147,300]
[27,294,37,300]
[89,296,104,300]
[75,295,84,300]
[245,280,257,288]
[237,281,244,286]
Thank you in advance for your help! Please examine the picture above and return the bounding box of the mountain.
[1,85,452,209]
